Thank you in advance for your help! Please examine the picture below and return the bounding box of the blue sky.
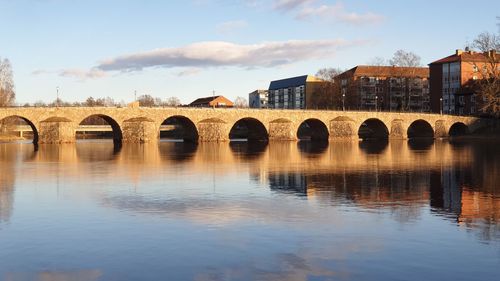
[1,0,498,104]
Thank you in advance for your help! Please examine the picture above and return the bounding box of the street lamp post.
[440,97,443,115]
[56,86,60,107]
[375,96,378,112]
[342,93,345,111]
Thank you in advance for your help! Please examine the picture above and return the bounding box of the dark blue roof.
[268,75,309,90]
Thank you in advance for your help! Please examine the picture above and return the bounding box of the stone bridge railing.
[0,107,494,144]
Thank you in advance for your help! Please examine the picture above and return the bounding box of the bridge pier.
[434,120,448,138]
[197,118,228,142]
[389,119,406,140]
[268,119,296,141]
[122,117,158,143]
[329,119,357,140]
[38,117,75,144]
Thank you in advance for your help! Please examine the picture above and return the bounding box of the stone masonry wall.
[0,107,494,144]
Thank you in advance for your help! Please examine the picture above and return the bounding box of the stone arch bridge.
[0,107,493,144]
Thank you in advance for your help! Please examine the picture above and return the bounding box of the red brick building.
[429,49,498,115]
[189,95,234,108]
[336,66,429,112]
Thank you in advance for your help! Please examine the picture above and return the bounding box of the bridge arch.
[0,115,39,144]
[407,119,434,138]
[449,122,469,137]
[77,114,122,144]
[297,119,329,141]
[358,118,389,140]
[229,117,268,142]
[160,115,198,142]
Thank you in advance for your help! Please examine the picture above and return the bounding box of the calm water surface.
[0,139,499,281]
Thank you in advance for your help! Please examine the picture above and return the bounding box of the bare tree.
[137,94,156,107]
[233,96,248,108]
[310,68,343,109]
[388,50,423,111]
[315,68,341,81]
[33,100,47,107]
[49,98,71,107]
[389,50,422,67]
[85,97,98,107]
[368,56,388,66]
[0,58,15,107]
[470,31,500,116]
[164,97,181,107]
[103,97,116,107]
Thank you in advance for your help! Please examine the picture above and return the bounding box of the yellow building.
[268,75,326,109]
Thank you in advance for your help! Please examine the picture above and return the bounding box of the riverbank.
[0,134,24,142]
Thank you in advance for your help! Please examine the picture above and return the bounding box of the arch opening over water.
[229,118,268,142]
[358,118,389,140]
[449,122,469,137]
[0,115,39,144]
[297,119,329,141]
[160,116,199,143]
[407,120,434,139]
[77,114,122,144]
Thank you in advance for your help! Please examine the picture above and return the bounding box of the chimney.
[456,49,463,56]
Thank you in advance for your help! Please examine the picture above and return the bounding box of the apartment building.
[268,75,325,109]
[429,49,498,115]
[336,66,430,112]
[248,90,269,109]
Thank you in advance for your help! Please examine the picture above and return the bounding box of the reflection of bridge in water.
[0,107,495,144]
[1,140,498,237]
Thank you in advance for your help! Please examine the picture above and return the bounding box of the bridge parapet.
[0,107,495,144]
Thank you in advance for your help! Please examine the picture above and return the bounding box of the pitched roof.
[268,75,322,90]
[429,50,499,65]
[345,65,429,78]
[189,96,220,105]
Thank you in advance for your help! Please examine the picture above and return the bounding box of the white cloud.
[59,68,108,79]
[176,68,202,77]
[31,69,53,75]
[216,20,248,34]
[273,0,313,11]
[32,68,107,80]
[96,39,365,72]
[296,2,384,25]
[271,0,384,25]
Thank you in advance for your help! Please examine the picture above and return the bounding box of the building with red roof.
[429,49,499,115]
[335,65,430,112]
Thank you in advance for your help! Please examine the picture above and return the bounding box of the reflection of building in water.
[430,168,462,216]
[266,169,431,220]
[429,163,500,241]
[268,172,307,195]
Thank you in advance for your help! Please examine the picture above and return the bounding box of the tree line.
[9,95,183,108]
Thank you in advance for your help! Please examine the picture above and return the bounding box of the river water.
[0,139,499,281]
